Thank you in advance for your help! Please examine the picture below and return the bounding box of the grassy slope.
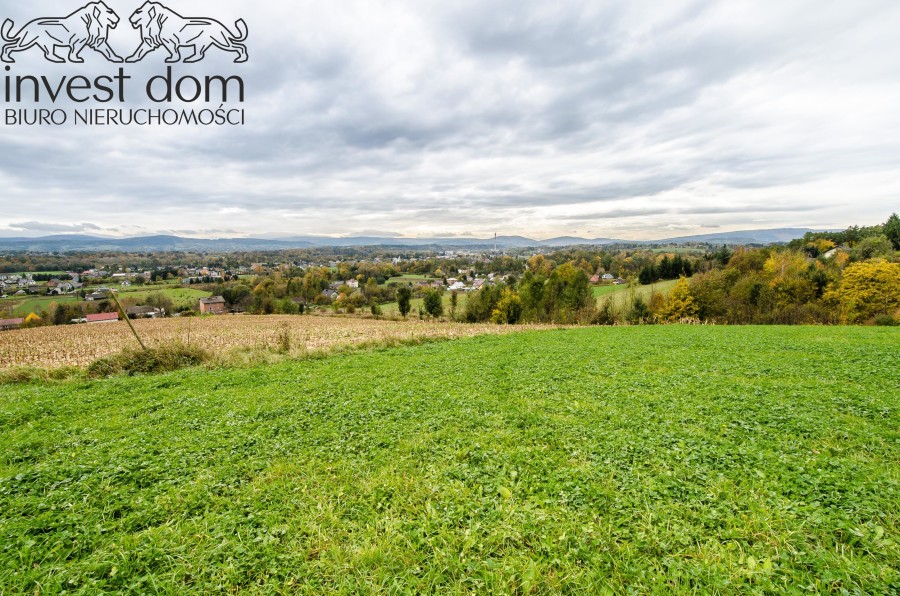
[594,279,680,307]
[1,327,898,593]
[380,292,468,316]
[2,286,211,317]
[117,287,211,308]
[8,296,79,317]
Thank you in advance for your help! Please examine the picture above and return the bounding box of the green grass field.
[592,284,623,298]
[595,279,681,310]
[384,274,432,285]
[0,287,211,317]
[380,291,469,317]
[118,287,212,308]
[2,295,79,317]
[1,326,898,593]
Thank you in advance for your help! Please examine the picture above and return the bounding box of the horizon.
[0,225,845,244]
[2,0,899,239]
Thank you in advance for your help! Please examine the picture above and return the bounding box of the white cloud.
[0,0,898,239]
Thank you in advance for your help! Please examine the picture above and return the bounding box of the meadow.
[1,326,897,593]
[1,286,211,318]
[593,278,680,308]
[379,292,469,317]
[116,286,211,308]
[2,295,79,318]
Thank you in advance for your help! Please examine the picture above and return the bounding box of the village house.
[85,292,107,301]
[199,296,227,315]
[0,318,24,332]
[86,312,119,324]
[590,274,600,284]
[126,306,164,319]
[602,273,615,281]
[47,282,74,295]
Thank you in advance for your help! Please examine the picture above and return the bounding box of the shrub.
[592,297,618,325]
[874,314,899,327]
[275,325,291,353]
[87,343,210,378]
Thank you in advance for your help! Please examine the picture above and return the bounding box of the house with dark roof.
[126,306,164,319]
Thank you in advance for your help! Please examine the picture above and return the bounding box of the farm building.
[199,296,227,315]
[86,312,119,324]
[126,306,164,319]
[0,318,24,331]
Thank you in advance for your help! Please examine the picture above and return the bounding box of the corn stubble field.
[0,315,533,370]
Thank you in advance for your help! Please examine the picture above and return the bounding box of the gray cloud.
[8,221,110,233]
[0,0,898,239]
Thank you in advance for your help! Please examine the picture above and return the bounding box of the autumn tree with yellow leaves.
[658,277,699,322]
[825,261,900,323]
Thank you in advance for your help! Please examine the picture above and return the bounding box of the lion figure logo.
[1,2,124,63]
[126,2,248,63]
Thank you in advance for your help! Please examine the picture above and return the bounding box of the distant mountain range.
[0,228,825,252]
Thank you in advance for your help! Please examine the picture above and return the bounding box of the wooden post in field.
[108,290,147,351]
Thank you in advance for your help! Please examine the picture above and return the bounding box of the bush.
[592,298,618,325]
[874,314,899,327]
[87,343,210,378]
[275,325,291,353]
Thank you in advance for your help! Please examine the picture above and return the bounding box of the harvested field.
[0,315,533,370]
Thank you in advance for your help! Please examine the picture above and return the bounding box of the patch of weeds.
[87,342,210,378]
[874,314,898,326]
[0,366,82,385]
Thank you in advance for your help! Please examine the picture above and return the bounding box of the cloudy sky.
[1,0,898,240]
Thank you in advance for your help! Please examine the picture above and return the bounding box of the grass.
[386,274,432,283]
[5,295,79,317]
[86,343,211,378]
[592,284,623,298]
[117,287,212,308]
[1,286,210,317]
[0,326,898,593]
[596,279,681,310]
[379,292,469,317]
